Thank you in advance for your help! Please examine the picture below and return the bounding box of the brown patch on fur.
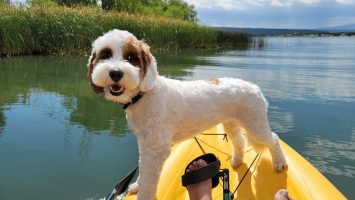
[207,78,221,85]
[122,37,152,79]
[97,47,113,60]
[87,52,104,94]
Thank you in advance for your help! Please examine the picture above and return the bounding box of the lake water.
[0,37,354,199]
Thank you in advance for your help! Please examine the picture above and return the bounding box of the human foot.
[186,159,213,200]
[274,189,294,200]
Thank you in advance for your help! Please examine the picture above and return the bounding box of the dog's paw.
[128,182,139,194]
[273,160,287,173]
[231,156,243,168]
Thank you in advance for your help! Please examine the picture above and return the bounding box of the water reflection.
[268,105,294,134]
[155,50,213,79]
[303,130,355,178]
[188,37,355,103]
[0,57,128,136]
[0,107,5,137]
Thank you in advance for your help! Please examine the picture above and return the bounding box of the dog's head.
[87,29,158,103]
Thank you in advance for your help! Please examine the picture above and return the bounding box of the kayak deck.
[124,124,345,200]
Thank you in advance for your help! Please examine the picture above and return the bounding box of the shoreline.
[0,4,251,57]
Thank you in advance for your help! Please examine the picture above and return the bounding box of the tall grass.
[0,3,252,56]
[216,31,252,49]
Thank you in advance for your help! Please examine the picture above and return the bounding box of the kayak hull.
[124,124,345,199]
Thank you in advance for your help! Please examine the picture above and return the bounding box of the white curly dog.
[87,29,287,200]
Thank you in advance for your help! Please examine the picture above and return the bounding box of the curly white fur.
[87,29,287,200]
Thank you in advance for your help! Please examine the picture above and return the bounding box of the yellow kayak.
[125,124,346,200]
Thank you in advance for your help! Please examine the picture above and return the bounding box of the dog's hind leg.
[223,121,245,168]
[239,109,287,172]
[268,132,287,172]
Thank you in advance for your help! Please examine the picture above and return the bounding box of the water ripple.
[303,129,355,178]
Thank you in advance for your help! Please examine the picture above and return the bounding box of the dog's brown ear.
[87,52,104,94]
[139,41,158,92]
[90,81,105,94]
[140,41,152,76]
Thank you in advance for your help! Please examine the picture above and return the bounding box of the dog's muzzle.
[110,84,125,96]
[109,69,125,96]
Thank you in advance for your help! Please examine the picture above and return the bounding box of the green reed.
[0,4,252,56]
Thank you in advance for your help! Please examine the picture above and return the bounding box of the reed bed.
[0,4,252,56]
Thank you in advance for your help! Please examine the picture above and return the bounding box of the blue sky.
[185,0,355,29]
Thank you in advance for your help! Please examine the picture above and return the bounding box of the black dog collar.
[121,92,144,110]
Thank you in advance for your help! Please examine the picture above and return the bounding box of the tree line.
[50,0,197,22]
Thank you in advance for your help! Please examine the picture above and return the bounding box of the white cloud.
[186,0,245,10]
[187,0,355,28]
[271,0,293,7]
[297,0,322,5]
[335,0,355,5]
[186,0,281,10]
[186,0,354,10]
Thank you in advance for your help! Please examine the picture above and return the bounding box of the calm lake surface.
[0,37,354,199]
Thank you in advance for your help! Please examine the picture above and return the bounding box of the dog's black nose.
[109,69,124,82]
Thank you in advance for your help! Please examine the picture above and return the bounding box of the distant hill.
[214,27,328,35]
[318,24,355,33]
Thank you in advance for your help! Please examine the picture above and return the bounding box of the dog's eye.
[128,54,137,61]
[100,49,112,60]
[126,53,140,66]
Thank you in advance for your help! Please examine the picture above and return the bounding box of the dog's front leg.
[136,136,171,200]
